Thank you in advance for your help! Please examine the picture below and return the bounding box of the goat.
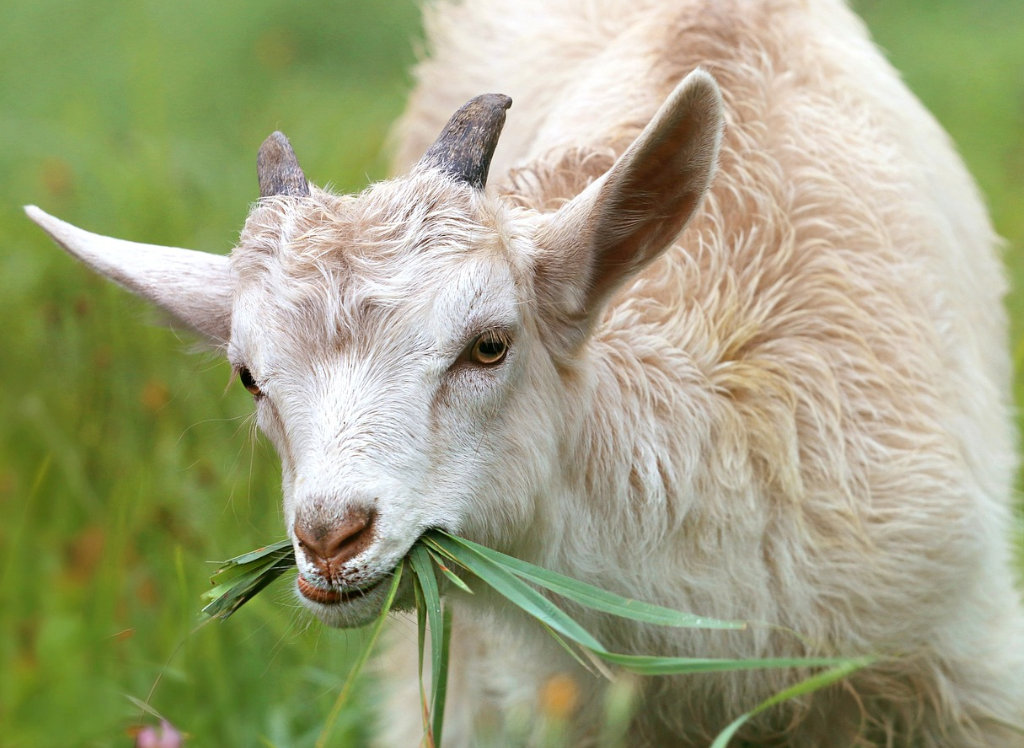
[27,0,1024,744]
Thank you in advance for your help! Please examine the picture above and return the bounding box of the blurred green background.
[1,1,1021,745]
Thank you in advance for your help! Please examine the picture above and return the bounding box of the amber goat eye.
[470,332,509,366]
[238,367,262,397]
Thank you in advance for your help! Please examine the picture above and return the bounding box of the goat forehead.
[230,178,523,356]
[233,176,500,278]
[231,234,522,365]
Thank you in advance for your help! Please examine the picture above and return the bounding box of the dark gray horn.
[258,131,310,198]
[418,94,512,189]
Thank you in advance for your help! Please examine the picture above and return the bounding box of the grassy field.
[1,1,1022,746]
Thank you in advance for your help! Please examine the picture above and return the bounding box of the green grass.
[1,1,1022,746]
[200,533,870,746]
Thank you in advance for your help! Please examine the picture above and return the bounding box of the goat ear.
[25,205,233,347]
[536,69,723,339]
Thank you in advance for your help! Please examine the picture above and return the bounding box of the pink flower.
[135,720,184,748]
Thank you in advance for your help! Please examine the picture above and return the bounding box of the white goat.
[27,0,1024,744]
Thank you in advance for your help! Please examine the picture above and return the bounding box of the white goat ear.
[25,205,233,347]
[537,69,724,336]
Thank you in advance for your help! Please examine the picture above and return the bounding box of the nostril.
[294,508,376,572]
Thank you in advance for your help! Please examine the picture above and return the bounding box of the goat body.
[28,0,1024,744]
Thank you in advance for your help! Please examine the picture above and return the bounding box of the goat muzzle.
[293,507,376,579]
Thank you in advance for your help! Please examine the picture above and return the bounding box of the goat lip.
[296,573,381,606]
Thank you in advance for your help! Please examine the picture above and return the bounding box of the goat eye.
[238,367,262,397]
[469,332,509,366]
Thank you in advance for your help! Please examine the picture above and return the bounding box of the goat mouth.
[296,573,383,606]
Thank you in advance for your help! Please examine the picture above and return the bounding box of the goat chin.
[297,575,401,629]
[30,0,1024,745]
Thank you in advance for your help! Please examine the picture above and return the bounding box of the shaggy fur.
[385,1,1024,744]
[382,1,1024,744]
[28,0,1024,745]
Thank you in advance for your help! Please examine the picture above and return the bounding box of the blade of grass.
[597,652,864,675]
[215,539,293,567]
[199,533,874,746]
[413,576,431,744]
[200,559,296,619]
[426,533,869,680]
[409,544,450,746]
[429,531,873,699]
[709,656,876,747]
[316,562,405,748]
[200,540,296,620]
[429,533,743,630]
[425,534,607,652]
[427,548,474,595]
[200,556,291,601]
[539,622,605,678]
[432,606,452,744]
[124,694,170,722]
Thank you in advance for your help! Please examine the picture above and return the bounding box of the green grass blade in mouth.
[217,539,294,567]
[409,544,452,746]
[426,547,474,595]
[428,532,744,631]
[201,532,873,747]
[432,607,452,742]
[201,540,295,621]
[538,622,607,677]
[413,572,431,740]
[597,652,867,675]
[423,534,606,653]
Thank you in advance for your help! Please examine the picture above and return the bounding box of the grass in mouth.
[201,531,874,746]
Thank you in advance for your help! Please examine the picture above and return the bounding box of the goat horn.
[418,94,512,189]
[258,131,310,198]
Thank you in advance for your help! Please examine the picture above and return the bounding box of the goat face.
[229,176,561,626]
[26,69,723,627]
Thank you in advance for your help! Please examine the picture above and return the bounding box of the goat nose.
[293,508,376,573]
